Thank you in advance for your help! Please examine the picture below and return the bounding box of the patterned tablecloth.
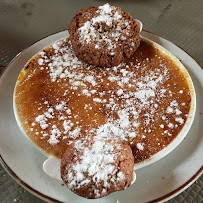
[0,0,202,202]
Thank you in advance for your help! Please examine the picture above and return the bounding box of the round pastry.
[61,137,134,199]
[68,3,140,67]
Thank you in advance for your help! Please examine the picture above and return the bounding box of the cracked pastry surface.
[61,137,134,199]
[68,3,140,67]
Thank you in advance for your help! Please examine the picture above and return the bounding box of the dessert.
[14,3,193,199]
[68,4,140,67]
[61,137,134,199]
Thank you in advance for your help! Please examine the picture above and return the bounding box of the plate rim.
[0,29,202,203]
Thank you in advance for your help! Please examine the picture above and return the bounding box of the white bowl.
[13,33,196,183]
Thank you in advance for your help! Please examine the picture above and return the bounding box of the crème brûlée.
[14,37,192,163]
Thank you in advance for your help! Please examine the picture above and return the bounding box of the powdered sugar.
[168,123,174,129]
[45,40,84,82]
[117,89,123,96]
[33,99,80,144]
[160,124,164,128]
[175,117,184,124]
[78,3,132,52]
[35,115,48,130]
[49,125,61,144]
[166,106,173,114]
[137,143,144,150]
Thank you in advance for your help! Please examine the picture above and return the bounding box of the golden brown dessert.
[68,3,140,67]
[61,137,134,199]
[14,38,191,163]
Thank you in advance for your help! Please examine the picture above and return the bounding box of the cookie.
[61,137,134,199]
[68,3,140,67]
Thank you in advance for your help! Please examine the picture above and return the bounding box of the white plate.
[0,31,202,203]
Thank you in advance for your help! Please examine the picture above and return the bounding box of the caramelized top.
[15,38,191,162]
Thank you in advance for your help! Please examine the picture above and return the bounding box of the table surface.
[0,0,202,202]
